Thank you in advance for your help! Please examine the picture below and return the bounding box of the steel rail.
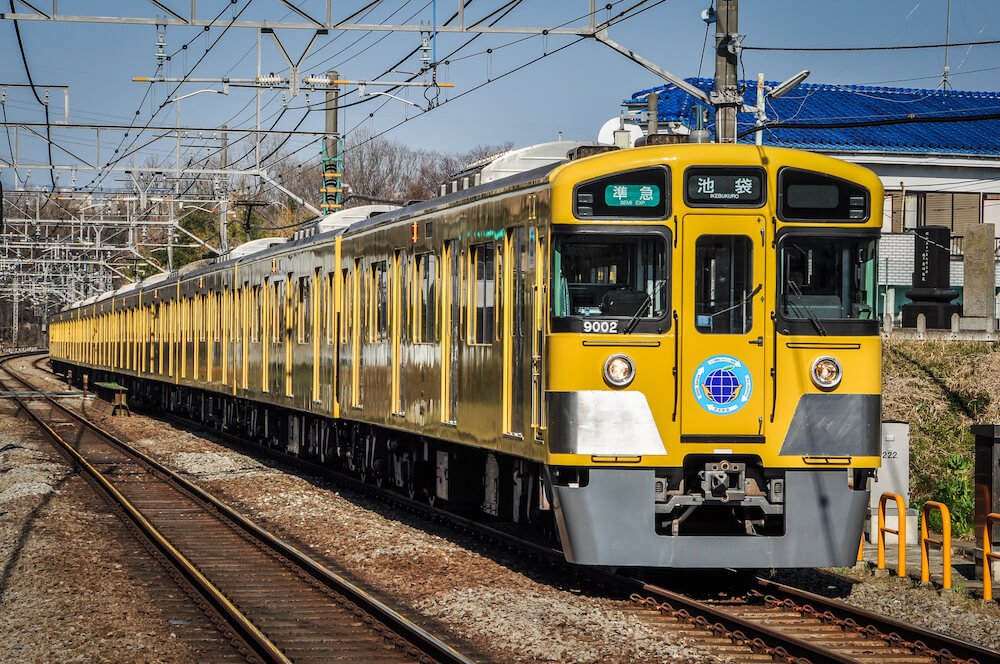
[0,356,290,664]
[5,352,475,664]
[753,576,993,664]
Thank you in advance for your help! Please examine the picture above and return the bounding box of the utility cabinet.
[973,424,1000,577]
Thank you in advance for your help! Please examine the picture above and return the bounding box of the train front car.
[543,144,882,568]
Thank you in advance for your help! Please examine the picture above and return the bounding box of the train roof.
[343,162,562,237]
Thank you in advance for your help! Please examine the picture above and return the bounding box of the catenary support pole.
[714,0,739,143]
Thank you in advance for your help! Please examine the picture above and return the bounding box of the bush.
[923,454,975,536]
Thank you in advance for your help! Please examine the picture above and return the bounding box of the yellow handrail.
[858,536,865,563]
[983,513,1000,601]
[919,501,951,589]
[878,492,907,577]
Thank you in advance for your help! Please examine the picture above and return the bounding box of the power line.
[739,111,1000,139]
[8,0,54,188]
[87,1,251,192]
[744,38,1000,52]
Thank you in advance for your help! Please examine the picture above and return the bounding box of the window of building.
[889,191,980,235]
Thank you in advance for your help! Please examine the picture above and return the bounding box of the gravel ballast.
[9,356,1000,661]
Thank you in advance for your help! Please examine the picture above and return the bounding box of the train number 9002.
[582,320,619,334]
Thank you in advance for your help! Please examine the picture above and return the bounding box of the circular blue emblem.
[692,355,753,415]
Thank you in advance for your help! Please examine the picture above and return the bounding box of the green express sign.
[605,184,661,208]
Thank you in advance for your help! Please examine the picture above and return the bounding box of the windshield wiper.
[787,280,827,336]
[623,280,668,334]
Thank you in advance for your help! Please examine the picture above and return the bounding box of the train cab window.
[778,234,878,333]
[778,168,869,222]
[471,243,495,344]
[551,229,669,333]
[694,236,754,334]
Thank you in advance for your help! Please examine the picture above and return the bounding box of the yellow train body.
[50,143,883,567]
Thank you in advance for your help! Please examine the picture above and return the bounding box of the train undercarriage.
[53,362,554,533]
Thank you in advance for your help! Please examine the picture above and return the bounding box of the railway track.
[21,353,1000,664]
[1,352,474,664]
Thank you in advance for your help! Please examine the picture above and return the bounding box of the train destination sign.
[574,166,669,219]
[605,184,661,207]
[685,167,765,206]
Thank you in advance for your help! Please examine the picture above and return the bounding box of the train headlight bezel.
[811,356,842,389]
[603,353,635,388]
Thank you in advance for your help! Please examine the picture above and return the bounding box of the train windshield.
[778,235,877,322]
[552,233,668,319]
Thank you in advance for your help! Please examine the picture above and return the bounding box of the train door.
[351,259,363,408]
[439,240,461,423]
[530,229,546,442]
[503,226,527,436]
[391,250,405,415]
[679,215,767,439]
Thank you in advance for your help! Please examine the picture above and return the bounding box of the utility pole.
[713,0,740,143]
[12,276,18,348]
[321,69,342,213]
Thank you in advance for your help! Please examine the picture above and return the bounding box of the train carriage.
[49,141,882,568]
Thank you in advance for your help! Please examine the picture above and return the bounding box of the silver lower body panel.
[547,467,868,568]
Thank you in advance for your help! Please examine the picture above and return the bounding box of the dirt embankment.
[882,339,1000,529]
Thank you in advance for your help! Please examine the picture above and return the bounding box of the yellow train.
[49,142,882,567]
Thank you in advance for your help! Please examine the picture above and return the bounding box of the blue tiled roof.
[628,78,1000,155]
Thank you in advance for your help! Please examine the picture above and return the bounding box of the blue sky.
[3,0,1000,190]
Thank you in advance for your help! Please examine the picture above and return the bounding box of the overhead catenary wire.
[86,0,252,192]
[744,38,1000,52]
[738,111,1000,139]
[258,0,664,180]
[8,0,55,188]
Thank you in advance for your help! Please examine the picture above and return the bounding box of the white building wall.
[878,233,1000,287]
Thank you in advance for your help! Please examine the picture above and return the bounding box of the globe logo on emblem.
[692,355,753,415]
[703,366,742,404]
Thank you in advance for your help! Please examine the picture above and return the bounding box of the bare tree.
[343,129,513,204]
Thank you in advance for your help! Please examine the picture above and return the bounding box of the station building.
[626,78,1000,322]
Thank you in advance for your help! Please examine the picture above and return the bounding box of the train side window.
[199,295,207,342]
[251,285,261,342]
[341,268,350,343]
[471,242,495,344]
[415,252,438,343]
[325,272,335,344]
[495,241,503,341]
[694,235,754,334]
[358,260,367,342]
[372,261,388,342]
[298,275,311,344]
[271,281,282,342]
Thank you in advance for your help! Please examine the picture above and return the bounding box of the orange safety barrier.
[858,536,864,563]
[984,512,1000,601]
[878,492,907,577]
[919,501,951,589]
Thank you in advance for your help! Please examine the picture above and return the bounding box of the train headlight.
[811,356,842,389]
[603,354,635,388]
